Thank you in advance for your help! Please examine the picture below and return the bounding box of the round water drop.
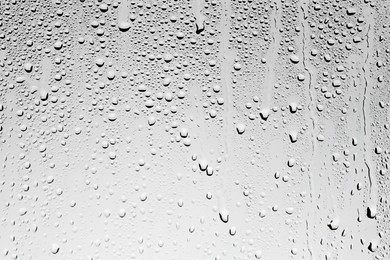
[129,14,137,21]
[108,113,117,121]
[74,127,82,135]
[177,199,184,207]
[118,22,131,32]
[107,70,116,80]
[285,207,294,215]
[324,54,332,62]
[195,14,206,34]
[260,108,270,120]
[229,226,236,236]
[352,137,358,146]
[317,134,325,141]
[219,209,229,223]
[180,128,188,138]
[375,146,382,154]
[176,31,185,39]
[145,99,154,108]
[255,250,262,259]
[297,74,305,81]
[96,58,105,67]
[346,7,356,15]
[30,85,38,93]
[164,92,173,102]
[163,77,171,86]
[39,145,46,152]
[206,166,214,176]
[233,63,242,70]
[198,159,208,171]
[54,41,63,50]
[148,116,156,126]
[183,138,192,146]
[368,240,379,252]
[291,248,298,255]
[289,102,297,113]
[289,131,298,143]
[99,3,108,12]
[118,209,126,218]
[287,158,296,167]
[367,205,377,218]
[213,85,221,92]
[16,76,25,83]
[140,192,148,201]
[51,244,60,254]
[109,152,116,160]
[19,207,27,216]
[328,217,340,230]
[40,89,49,101]
[170,15,177,22]
[189,226,195,233]
[236,123,246,134]
[163,53,173,62]
[332,79,341,87]
[138,84,147,92]
[24,62,33,72]
[47,176,54,184]
[289,54,300,64]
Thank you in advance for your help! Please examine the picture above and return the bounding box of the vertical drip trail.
[220,0,234,164]
[215,0,236,227]
[300,2,315,259]
[362,22,377,206]
[262,1,278,109]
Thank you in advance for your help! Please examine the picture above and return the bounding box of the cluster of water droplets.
[0,0,389,259]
